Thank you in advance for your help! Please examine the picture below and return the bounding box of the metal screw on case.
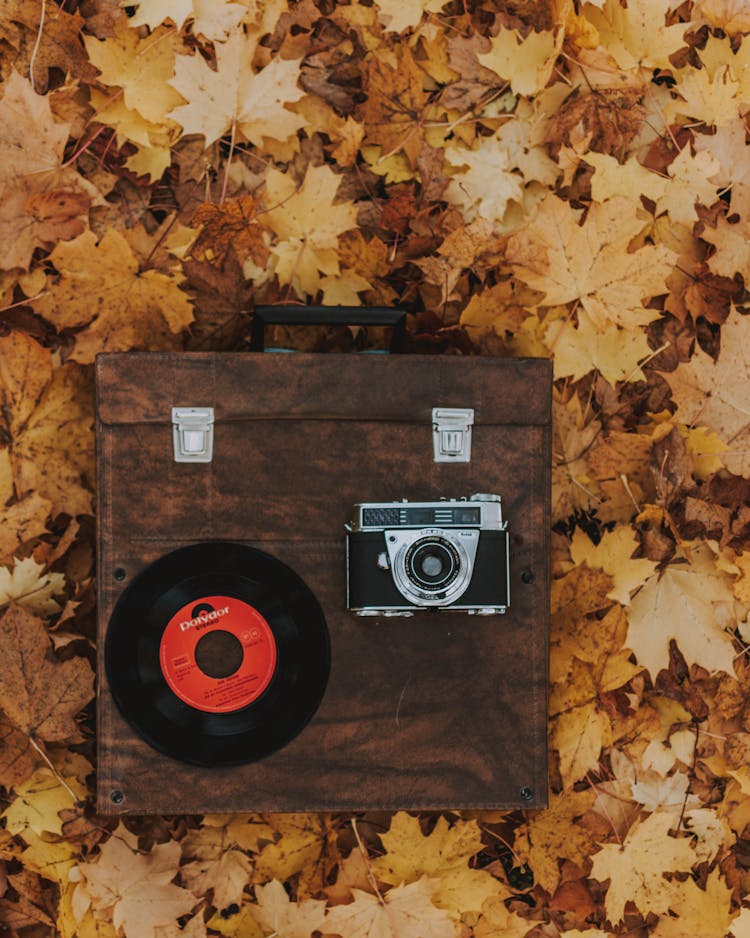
[113,568,126,581]
[110,789,124,804]
[521,570,534,584]
[520,786,534,802]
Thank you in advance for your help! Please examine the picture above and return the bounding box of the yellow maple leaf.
[626,542,740,679]
[84,23,184,127]
[126,0,246,39]
[71,826,197,938]
[570,525,657,605]
[445,137,524,224]
[507,194,674,330]
[552,701,612,788]
[546,310,655,385]
[513,789,597,894]
[0,557,65,616]
[35,229,194,364]
[655,148,721,227]
[263,163,359,295]
[3,766,86,837]
[590,811,704,923]
[0,332,93,517]
[371,813,506,917]
[252,814,335,898]
[473,894,532,938]
[695,0,750,34]
[373,0,446,34]
[669,64,740,128]
[583,0,688,72]
[180,825,251,913]
[169,31,306,148]
[252,880,326,938]
[324,879,455,938]
[478,27,562,97]
[584,152,667,205]
[663,308,750,477]
[0,70,69,187]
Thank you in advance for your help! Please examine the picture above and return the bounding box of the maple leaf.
[253,814,335,898]
[569,525,657,605]
[324,879,455,938]
[0,711,36,788]
[513,789,598,894]
[169,32,306,148]
[664,309,750,477]
[553,701,612,789]
[695,0,750,34]
[507,194,674,330]
[180,825,251,912]
[445,137,524,224]
[71,827,197,938]
[0,604,92,745]
[584,153,667,205]
[0,491,52,566]
[0,557,65,617]
[703,214,750,285]
[0,71,69,187]
[263,163,359,295]
[126,0,246,39]
[473,895,532,938]
[374,0,446,33]
[359,46,430,168]
[252,880,327,938]
[3,763,88,838]
[669,65,740,129]
[546,311,654,386]
[35,229,194,364]
[371,813,505,917]
[191,196,270,268]
[84,22,184,127]
[478,27,562,97]
[655,148,721,226]
[626,543,739,679]
[590,811,703,923]
[583,0,688,72]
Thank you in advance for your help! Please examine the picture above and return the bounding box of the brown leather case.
[96,351,551,814]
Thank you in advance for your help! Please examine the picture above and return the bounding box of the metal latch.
[432,407,474,463]
[172,407,214,463]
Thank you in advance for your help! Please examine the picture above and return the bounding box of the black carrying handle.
[251,306,407,353]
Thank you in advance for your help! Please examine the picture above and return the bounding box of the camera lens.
[405,538,460,591]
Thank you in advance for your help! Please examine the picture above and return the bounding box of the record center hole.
[194,630,244,680]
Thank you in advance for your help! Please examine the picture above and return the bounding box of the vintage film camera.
[346,494,509,616]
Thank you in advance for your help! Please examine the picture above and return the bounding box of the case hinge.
[432,407,474,463]
[172,407,214,463]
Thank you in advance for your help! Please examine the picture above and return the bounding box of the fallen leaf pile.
[4,0,750,935]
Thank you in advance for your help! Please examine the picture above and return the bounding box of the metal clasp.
[172,407,214,463]
[432,407,474,463]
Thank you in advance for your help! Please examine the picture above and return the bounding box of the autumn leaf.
[507,194,674,330]
[589,811,703,923]
[371,813,505,917]
[71,826,198,938]
[478,26,562,97]
[569,525,657,605]
[0,71,69,186]
[126,0,246,39]
[0,557,65,616]
[169,31,307,148]
[664,308,750,477]
[324,879,455,938]
[252,879,327,938]
[263,163,359,295]
[35,229,194,363]
[0,604,93,744]
[179,824,251,912]
[626,543,740,679]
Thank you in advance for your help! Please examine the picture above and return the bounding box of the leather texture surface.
[96,352,552,814]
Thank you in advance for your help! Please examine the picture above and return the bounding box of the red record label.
[160,595,277,713]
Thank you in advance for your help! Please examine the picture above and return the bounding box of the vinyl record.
[104,542,330,766]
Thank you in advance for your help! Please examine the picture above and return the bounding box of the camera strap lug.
[432,408,474,463]
[172,407,214,463]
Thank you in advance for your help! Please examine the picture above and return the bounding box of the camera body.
[346,494,509,616]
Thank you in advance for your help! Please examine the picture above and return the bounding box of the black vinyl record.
[105,542,330,766]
